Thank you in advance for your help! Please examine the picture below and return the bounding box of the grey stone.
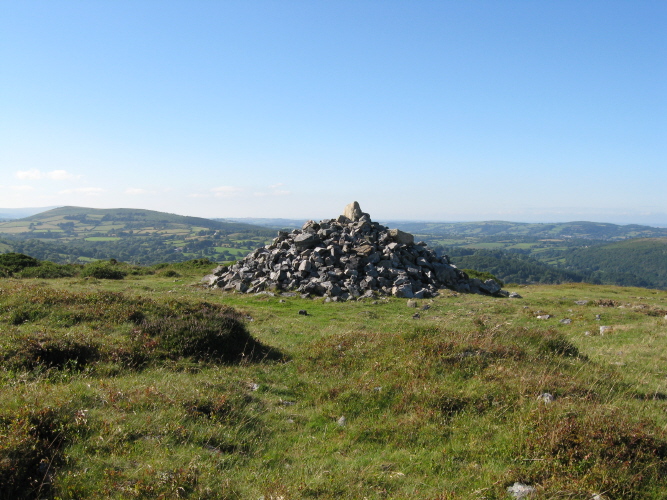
[393,285,414,298]
[343,201,363,221]
[388,228,414,245]
[294,233,320,249]
[201,274,218,285]
[432,263,457,284]
[480,279,501,295]
[298,260,312,272]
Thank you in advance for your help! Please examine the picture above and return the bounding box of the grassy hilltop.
[1,264,667,499]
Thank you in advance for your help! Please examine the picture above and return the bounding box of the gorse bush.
[81,260,127,280]
[18,262,80,279]
[0,252,40,275]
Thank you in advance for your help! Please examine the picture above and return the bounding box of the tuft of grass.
[512,404,667,498]
[0,406,78,500]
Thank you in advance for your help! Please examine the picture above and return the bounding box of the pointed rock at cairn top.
[343,201,363,221]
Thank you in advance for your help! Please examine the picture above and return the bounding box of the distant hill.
[11,206,274,234]
[0,207,275,265]
[386,220,667,241]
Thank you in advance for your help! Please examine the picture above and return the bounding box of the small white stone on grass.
[600,325,612,335]
[537,393,554,404]
[337,416,347,427]
[507,482,536,498]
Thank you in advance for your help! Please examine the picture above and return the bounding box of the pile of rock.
[203,202,507,300]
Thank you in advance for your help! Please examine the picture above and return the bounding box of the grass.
[1,272,667,498]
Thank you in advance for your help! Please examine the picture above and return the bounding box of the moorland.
[1,255,667,498]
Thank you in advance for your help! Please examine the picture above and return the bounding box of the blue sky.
[1,1,665,223]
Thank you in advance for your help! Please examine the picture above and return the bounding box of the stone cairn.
[203,202,507,300]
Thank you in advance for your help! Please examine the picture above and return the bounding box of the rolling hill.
[0,206,275,265]
[0,206,275,236]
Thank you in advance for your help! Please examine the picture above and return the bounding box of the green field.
[1,264,667,498]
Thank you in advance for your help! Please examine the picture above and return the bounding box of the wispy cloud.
[15,169,42,180]
[189,193,210,198]
[59,187,104,196]
[15,169,80,181]
[270,182,290,196]
[125,188,149,195]
[48,169,79,180]
[211,186,243,197]
[255,183,291,197]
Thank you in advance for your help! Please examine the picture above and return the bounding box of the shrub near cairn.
[205,202,508,299]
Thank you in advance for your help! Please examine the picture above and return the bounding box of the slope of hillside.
[450,249,586,285]
[562,238,667,288]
